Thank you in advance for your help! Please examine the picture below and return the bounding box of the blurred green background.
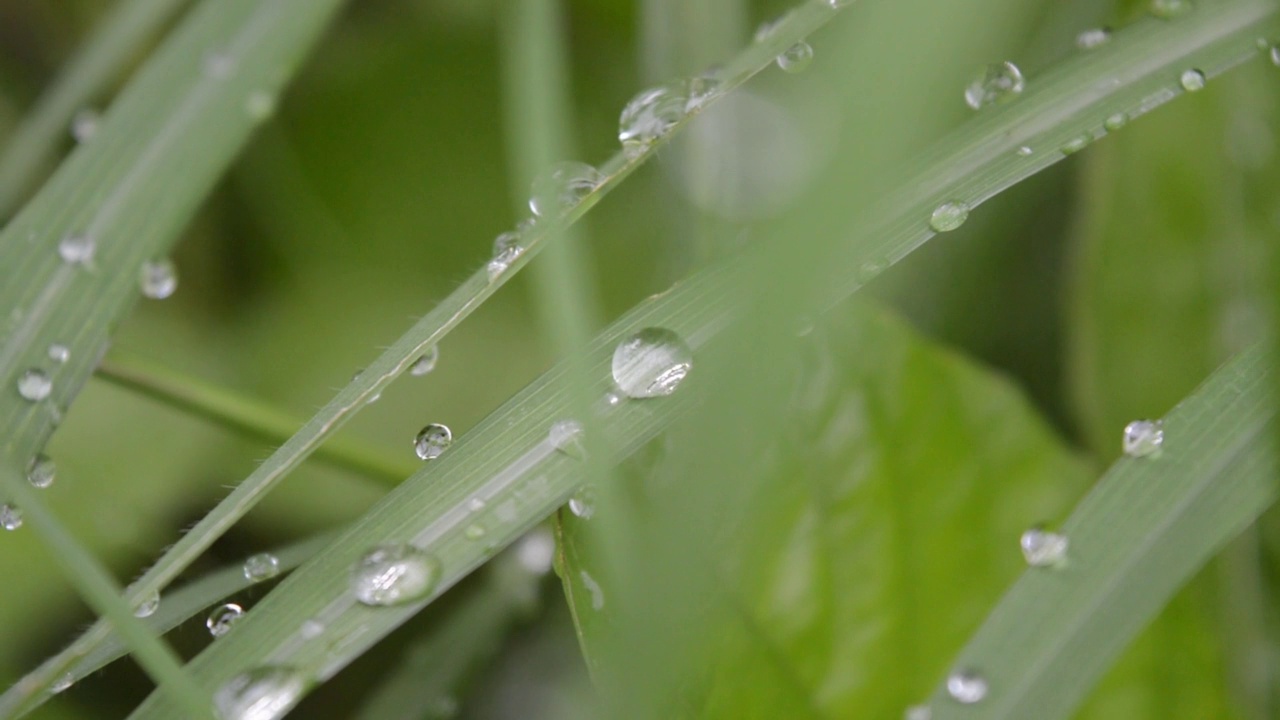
[0,0,1276,717]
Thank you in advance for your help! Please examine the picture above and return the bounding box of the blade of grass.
[95,351,414,485]
[0,0,193,217]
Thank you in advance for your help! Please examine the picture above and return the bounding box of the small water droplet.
[139,258,178,299]
[1150,0,1192,19]
[27,454,55,489]
[299,619,324,639]
[409,346,440,376]
[207,603,245,637]
[1269,45,1280,67]
[904,706,931,720]
[133,590,160,618]
[618,83,689,158]
[17,369,52,402]
[214,666,307,720]
[776,42,814,73]
[50,674,74,694]
[204,51,234,80]
[516,529,555,576]
[611,327,693,398]
[568,486,596,519]
[548,419,585,459]
[243,553,281,582]
[1061,133,1092,155]
[1075,27,1111,50]
[414,423,453,460]
[753,14,788,43]
[929,201,970,233]
[48,344,69,363]
[1020,527,1069,567]
[351,544,442,606]
[964,61,1024,110]
[600,389,624,411]
[0,504,23,531]
[467,497,486,512]
[580,570,605,610]
[1103,112,1128,132]
[245,91,277,121]
[1015,145,1033,157]
[58,234,95,264]
[464,524,486,540]
[1123,419,1163,457]
[1179,68,1206,92]
[946,669,988,704]
[487,231,524,281]
[529,162,604,218]
[70,108,100,143]
[685,71,722,112]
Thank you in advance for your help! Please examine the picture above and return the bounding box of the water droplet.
[204,51,234,80]
[685,71,722,112]
[1269,45,1280,67]
[1150,0,1192,19]
[964,61,1025,110]
[0,504,23,531]
[929,201,970,233]
[17,369,52,402]
[529,162,603,218]
[1179,68,1206,92]
[827,0,854,7]
[1015,145,1033,157]
[946,669,988,704]
[1103,112,1128,132]
[464,524,486,540]
[139,258,178,299]
[548,419,585,459]
[409,346,440,376]
[133,590,160,618]
[245,91,276,121]
[568,486,596,519]
[58,234,95,264]
[487,231,524,281]
[1123,419,1164,457]
[299,619,324,639]
[1020,527,1069,567]
[214,666,307,720]
[611,327,693,398]
[618,83,689,158]
[27,454,55,489]
[904,706,931,720]
[1061,133,1091,155]
[351,544,442,606]
[243,553,281,582]
[580,570,605,610]
[207,603,245,637]
[600,389,624,411]
[776,42,814,73]
[70,108,100,143]
[516,529,555,576]
[50,674,74,694]
[48,344,69,363]
[467,497,486,512]
[753,15,787,43]
[414,423,453,460]
[1075,27,1111,50]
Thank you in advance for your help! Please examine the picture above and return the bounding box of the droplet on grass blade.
[27,454,54,489]
[214,666,307,720]
[1179,68,1206,92]
[549,419,585,459]
[70,108,100,143]
[776,42,814,73]
[351,544,441,606]
[133,590,160,618]
[139,258,178,299]
[48,344,69,363]
[409,346,440,376]
[207,603,245,637]
[1020,527,1069,567]
[946,669,988,704]
[1150,0,1193,19]
[58,234,95,265]
[0,504,22,531]
[963,61,1024,110]
[529,162,604,218]
[243,553,281,582]
[1075,27,1111,50]
[929,201,970,233]
[1123,419,1164,457]
[611,328,693,398]
[414,423,453,460]
[17,370,51,402]
[618,83,689,158]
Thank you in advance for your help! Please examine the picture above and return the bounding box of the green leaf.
[558,304,1094,718]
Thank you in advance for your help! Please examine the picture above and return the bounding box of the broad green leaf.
[558,303,1093,718]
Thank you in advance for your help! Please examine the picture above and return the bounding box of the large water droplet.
[243,553,281,582]
[776,42,814,73]
[1179,68,1206,92]
[1020,527,1069,567]
[1150,0,1192,18]
[58,234,95,265]
[27,454,55,489]
[487,231,524,281]
[618,83,689,158]
[548,419,585,459]
[568,486,596,519]
[516,529,555,576]
[929,201,970,233]
[17,369,52,402]
[213,666,307,720]
[414,423,453,460]
[611,327,693,398]
[964,62,1024,110]
[946,669,988,704]
[1075,27,1111,50]
[139,258,178,299]
[70,109,100,144]
[529,162,603,218]
[409,346,440,376]
[351,544,442,606]
[1123,419,1163,457]
[48,344,69,363]
[0,504,23,531]
[207,603,245,637]
[133,590,160,618]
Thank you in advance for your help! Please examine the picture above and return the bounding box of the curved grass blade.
[925,344,1275,719]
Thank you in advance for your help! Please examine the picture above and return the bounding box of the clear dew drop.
[568,486,596,519]
[1150,0,1193,18]
[618,83,689,158]
[529,161,604,218]
[1015,145,1033,157]
[516,529,555,576]
[904,706,931,720]
[929,201,970,233]
[27,454,55,489]
[409,346,440,376]
[1075,27,1111,50]
[487,231,524,281]
[964,61,1025,110]
[213,665,307,720]
[299,619,324,639]
[133,590,160,618]
[351,543,442,606]
[207,603,245,637]
[58,234,95,265]
[139,258,178,299]
[1179,68,1206,92]
[946,669,988,704]
[70,108,100,144]
[1020,527,1069,567]
[245,91,277,121]
[467,497,486,512]
[414,423,453,460]
[17,369,52,402]
[0,504,23,531]
[1123,419,1164,458]
[1061,133,1092,155]
[1104,112,1129,132]
[548,419,586,459]
[685,71,722,112]
[611,327,693,399]
[243,553,281,582]
[776,42,814,73]
[50,674,74,694]
[48,344,69,363]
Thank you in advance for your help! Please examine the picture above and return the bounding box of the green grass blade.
[0,0,193,216]
[927,345,1275,719]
